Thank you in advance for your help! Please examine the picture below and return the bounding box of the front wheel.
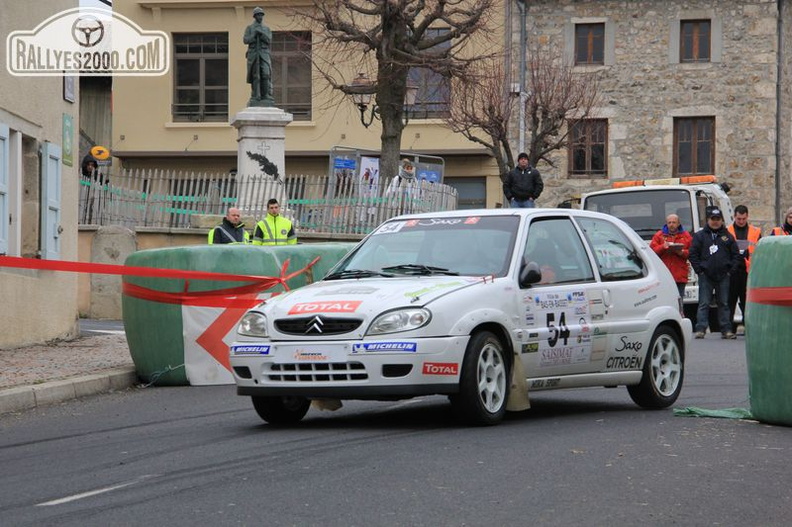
[450,331,509,426]
[252,396,310,424]
[627,325,684,408]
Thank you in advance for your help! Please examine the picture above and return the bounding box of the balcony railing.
[78,169,458,235]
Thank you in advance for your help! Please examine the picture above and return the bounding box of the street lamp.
[348,72,418,128]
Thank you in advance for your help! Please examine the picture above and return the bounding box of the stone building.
[512,0,788,228]
[0,0,81,348]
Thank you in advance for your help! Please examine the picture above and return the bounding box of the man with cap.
[503,152,543,208]
[688,206,741,339]
[244,6,273,106]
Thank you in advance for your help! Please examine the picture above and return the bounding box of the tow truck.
[580,175,734,326]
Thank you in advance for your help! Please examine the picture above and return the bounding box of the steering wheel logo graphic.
[72,15,105,48]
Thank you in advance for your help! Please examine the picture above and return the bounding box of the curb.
[0,366,139,415]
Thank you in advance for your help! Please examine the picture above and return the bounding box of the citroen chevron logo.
[306,315,324,334]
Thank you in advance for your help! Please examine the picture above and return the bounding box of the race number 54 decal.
[547,311,571,347]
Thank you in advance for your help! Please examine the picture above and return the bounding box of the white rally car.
[230,208,692,426]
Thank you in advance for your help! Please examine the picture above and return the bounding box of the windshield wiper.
[380,264,459,276]
[325,269,394,280]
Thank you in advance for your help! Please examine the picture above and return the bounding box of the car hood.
[261,276,485,319]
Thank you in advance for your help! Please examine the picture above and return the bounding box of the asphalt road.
[0,336,789,527]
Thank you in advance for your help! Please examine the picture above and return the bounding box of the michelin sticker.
[532,290,593,368]
[353,342,417,353]
[231,345,270,356]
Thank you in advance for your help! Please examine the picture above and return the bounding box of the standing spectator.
[726,205,762,335]
[386,159,419,215]
[689,206,740,339]
[208,207,250,244]
[254,198,297,245]
[770,206,792,236]
[503,152,543,208]
[650,213,693,299]
[81,153,107,184]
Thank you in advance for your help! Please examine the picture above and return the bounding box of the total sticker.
[422,362,459,375]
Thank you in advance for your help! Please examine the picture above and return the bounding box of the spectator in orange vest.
[770,206,792,236]
[727,205,761,335]
[650,213,693,299]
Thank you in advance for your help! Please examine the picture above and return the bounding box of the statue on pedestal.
[244,7,274,107]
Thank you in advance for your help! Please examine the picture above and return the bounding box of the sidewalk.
[0,324,138,415]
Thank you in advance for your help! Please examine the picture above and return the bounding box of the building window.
[173,33,228,122]
[568,119,607,178]
[680,20,711,62]
[674,117,714,176]
[444,177,485,209]
[407,29,450,119]
[575,23,605,65]
[272,32,312,120]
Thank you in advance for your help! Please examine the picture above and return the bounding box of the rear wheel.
[450,331,509,426]
[252,396,310,424]
[627,325,684,408]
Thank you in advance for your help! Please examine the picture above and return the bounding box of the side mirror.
[519,260,542,288]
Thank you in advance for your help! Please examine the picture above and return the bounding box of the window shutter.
[0,124,9,255]
[40,141,62,259]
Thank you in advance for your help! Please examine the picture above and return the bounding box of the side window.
[575,23,605,65]
[272,32,312,120]
[523,217,594,285]
[674,116,714,176]
[568,118,608,178]
[680,19,711,63]
[172,33,229,122]
[407,28,451,119]
[577,217,645,281]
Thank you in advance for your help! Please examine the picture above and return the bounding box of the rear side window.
[576,217,646,281]
[523,217,594,285]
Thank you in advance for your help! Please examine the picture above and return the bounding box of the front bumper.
[229,335,470,399]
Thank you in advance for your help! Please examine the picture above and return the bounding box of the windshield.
[583,189,693,240]
[328,215,520,278]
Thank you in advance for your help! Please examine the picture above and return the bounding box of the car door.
[574,216,655,373]
[516,215,608,380]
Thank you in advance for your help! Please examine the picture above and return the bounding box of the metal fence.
[78,169,458,234]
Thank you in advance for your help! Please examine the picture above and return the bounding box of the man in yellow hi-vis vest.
[253,199,297,245]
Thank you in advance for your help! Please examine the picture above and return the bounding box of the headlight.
[238,312,268,337]
[367,308,431,335]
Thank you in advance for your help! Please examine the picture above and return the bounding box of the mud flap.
[506,352,531,411]
[311,399,343,411]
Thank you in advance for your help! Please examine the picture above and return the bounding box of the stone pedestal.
[230,106,293,212]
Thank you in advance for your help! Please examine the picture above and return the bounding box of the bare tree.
[446,44,602,181]
[446,56,516,180]
[298,0,496,181]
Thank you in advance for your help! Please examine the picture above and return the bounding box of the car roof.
[391,207,617,221]
[583,185,707,196]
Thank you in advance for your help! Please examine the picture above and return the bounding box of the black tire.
[627,325,684,408]
[450,331,509,426]
[251,396,310,424]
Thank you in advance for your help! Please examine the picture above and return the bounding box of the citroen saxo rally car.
[230,208,692,426]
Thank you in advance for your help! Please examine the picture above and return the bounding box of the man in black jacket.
[688,206,740,339]
[208,207,250,244]
[503,152,543,208]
